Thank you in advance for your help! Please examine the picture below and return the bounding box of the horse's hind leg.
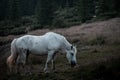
[15,55,22,74]
[20,49,32,75]
[15,49,28,74]
[24,50,32,75]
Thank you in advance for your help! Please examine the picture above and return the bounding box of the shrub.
[52,17,67,28]
[52,8,81,28]
[10,27,26,35]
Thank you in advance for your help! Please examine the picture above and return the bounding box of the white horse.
[7,32,77,73]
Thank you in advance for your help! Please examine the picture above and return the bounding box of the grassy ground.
[0,18,120,80]
[0,44,120,80]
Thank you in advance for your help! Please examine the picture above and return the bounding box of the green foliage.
[21,17,33,25]
[0,0,120,35]
[95,0,120,18]
[0,0,120,22]
[8,0,21,20]
[76,0,95,23]
[0,16,39,36]
[10,27,26,35]
[20,0,37,16]
[0,20,23,36]
[35,0,55,27]
[0,0,8,20]
[52,8,81,28]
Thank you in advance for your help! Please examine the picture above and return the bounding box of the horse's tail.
[7,38,18,72]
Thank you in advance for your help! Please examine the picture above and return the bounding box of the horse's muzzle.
[71,61,76,67]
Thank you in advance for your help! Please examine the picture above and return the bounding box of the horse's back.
[45,32,65,40]
[15,35,34,49]
[14,32,66,54]
[44,32,66,50]
[45,32,62,37]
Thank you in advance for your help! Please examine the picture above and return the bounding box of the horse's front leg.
[51,52,57,71]
[15,56,21,74]
[44,51,54,73]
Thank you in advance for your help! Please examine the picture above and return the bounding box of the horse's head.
[66,45,77,67]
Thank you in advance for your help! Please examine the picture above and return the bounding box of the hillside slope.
[28,18,120,44]
[0,18,120,45]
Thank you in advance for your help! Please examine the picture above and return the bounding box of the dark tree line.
[0,0,120,26]
[0,0,37,20]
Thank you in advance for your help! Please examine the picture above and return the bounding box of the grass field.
[0,18,120,80]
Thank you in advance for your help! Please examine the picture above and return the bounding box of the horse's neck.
[63,38,71,50]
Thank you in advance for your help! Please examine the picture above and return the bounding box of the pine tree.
[20,0,37,16]
[95,0,119,17]
[35,0,55,27]
[76,0,95,22]
[0,0,8,20]
[8,0,21,20]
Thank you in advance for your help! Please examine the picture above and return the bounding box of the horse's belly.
[29,47,48,55]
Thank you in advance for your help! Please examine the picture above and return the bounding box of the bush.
[21,16,35,25]
[31,24,43,30]
[52,8,81,28]
[52,17,67,28]
[0,16,38,36]
[10,27,26,35]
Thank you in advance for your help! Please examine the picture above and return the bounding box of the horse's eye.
[71,53,74,56]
